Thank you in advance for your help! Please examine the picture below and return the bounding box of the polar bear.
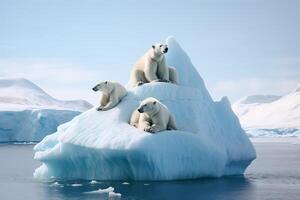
[130,97,177,133]
[92,81,127,111]
[129,43,179,87]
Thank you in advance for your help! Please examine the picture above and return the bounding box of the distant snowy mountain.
[0,77,92,142]
[232,84,300,137]
[232,95,282,117]
[0,77,91,112]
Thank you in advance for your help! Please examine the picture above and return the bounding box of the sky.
[1,0,299,104]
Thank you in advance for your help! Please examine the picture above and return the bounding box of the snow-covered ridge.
[0,77,91,112]
[34,37,255,181]
[232,95,282,117]
[236,95,281,104]
[0,77,92,142]
[295,83,300,92]
[233,84,300,137]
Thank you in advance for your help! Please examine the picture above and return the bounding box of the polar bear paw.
[152,79,170,83]
[160,79,170,83]
[97,106,104,111]
[137,81,145,86]
[144,126,155,133]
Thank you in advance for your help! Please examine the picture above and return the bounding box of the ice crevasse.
[34,37,256,180]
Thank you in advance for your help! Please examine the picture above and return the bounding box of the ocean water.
[0,139,299,200]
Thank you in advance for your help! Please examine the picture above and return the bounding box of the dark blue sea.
[0,138,299,200]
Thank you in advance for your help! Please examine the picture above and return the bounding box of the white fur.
[130,97,177,133]
[129,43,178,87]
[93,81,127,111]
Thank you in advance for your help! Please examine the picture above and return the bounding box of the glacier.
[232,86,300,137]
[34,37,256,180]
[0,77,92,142]
[0,109,80,142]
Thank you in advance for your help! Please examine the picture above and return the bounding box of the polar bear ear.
[152,45,155,49]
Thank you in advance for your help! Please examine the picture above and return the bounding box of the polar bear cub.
[92,81,127,111]
[129,43,179,87]
[130,97,177,133]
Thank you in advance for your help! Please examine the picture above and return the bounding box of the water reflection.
[42,176,254,200]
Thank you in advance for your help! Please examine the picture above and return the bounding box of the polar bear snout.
[137,107,144,113]
[163,47,168,53]
[92,86,99,91]
[93,86,98,92]
[137,104,146,113]
[160,45,168,53]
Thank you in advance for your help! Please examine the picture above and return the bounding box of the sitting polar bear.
[130,97,177,133]
[129,43,179,87]
[92,81,127,111]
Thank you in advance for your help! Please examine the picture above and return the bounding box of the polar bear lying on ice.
[130,97,177,133]
[129,43,178,87]
[92,81,127,111]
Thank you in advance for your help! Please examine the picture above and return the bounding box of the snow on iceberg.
[0,77,92,142]
[33,37,256,180]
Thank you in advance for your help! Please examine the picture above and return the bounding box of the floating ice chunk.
[13,142,36,145]
[51,182,60,186]
[90,180,98,184]
[84,187,115,194]
[70,183,82,187]
[109,191,121,200]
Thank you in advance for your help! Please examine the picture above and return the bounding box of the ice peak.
[165,37,209,100]
[221,96,231,106]
[166,36,180,49]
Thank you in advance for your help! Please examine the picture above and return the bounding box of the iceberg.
[0,77,92,142]
[34,37,256,180]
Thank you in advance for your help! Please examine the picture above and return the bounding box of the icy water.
[0,139,300,200]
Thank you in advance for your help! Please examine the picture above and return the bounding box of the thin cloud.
[0,59,99,83]
[210,56,300,103]
[0,59,106,104]
[211,78,299,103]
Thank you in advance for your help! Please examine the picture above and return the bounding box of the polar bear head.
[92,81,114,93]
[151,43,169,55]
[137,97,160,114]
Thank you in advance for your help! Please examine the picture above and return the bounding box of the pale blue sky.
[1,0,299,104]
